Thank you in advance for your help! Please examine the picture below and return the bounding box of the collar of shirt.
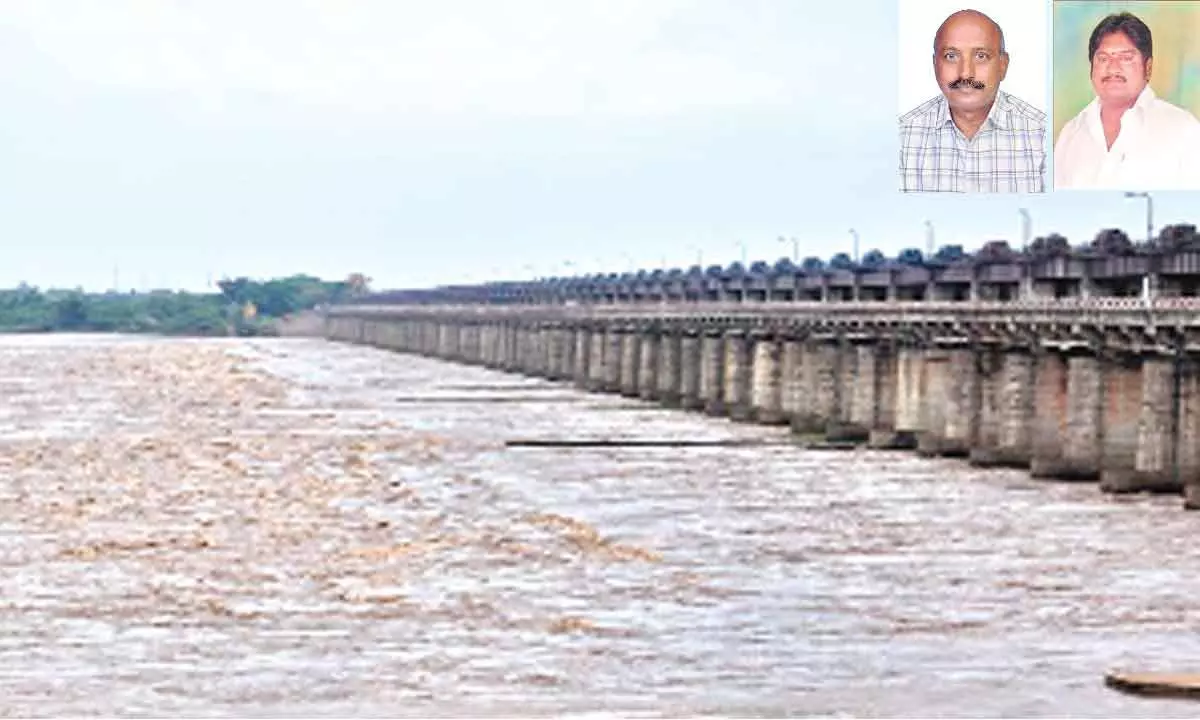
[1084,84,1156,140]
[931,91,1014,137]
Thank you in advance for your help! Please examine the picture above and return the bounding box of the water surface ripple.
[0,335,1197,717]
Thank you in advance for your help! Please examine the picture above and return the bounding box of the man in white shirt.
[1054,12,1200,190]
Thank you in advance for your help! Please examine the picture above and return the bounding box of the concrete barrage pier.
[324,297,1200,511]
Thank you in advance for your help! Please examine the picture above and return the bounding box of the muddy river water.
[2,335,1200,717]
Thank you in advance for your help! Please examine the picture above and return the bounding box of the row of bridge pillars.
[326,315,1200,509]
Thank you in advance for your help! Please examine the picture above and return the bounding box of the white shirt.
[1054,85,1200,190]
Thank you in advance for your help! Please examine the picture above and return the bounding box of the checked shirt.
[899,91,1046,193]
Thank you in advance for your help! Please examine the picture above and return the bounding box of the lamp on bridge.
[777,236,799,263]
[1018,209,1031,252]
[1124,192,1155,301]
[1124,191,1154,245]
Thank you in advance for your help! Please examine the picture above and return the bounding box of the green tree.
[53,293,89,329]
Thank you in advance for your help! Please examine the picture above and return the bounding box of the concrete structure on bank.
[324,294,1200,511]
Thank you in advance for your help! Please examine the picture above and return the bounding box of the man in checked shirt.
[899,9,1047,193]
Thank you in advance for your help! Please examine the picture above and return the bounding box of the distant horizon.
[0,271,354,295]
[6,217,1192,293]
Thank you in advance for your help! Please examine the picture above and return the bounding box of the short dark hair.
[1088,12,1152,63]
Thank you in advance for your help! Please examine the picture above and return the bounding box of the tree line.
[0,273,367,336]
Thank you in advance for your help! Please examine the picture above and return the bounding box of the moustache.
[948,77,986,90]
[1102,74,1126,82]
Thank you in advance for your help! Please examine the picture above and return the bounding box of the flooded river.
[2,335,1200,717]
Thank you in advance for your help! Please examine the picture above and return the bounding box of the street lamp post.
[849,229,860,263]
[736,241,747,266]
[778,236,799,263]
[1016,209,1033,301]
[1124,191,1155,301]
[1124,191,1154,244]
[924,220,934,257]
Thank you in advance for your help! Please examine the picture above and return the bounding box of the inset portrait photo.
[898,0,1049,194]
[1053,1,1200,190]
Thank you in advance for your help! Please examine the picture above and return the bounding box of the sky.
[0,0,1190,292]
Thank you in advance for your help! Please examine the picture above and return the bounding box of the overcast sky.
[0,0,1188,292]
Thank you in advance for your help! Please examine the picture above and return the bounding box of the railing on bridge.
[324,297,1200,333]
[330,296,1200,312]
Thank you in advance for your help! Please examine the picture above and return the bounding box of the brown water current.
[2,334,1200,717]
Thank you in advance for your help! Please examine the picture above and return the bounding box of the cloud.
[0,0,808,119]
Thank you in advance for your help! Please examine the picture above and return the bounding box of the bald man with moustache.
[899,9,1047,193]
